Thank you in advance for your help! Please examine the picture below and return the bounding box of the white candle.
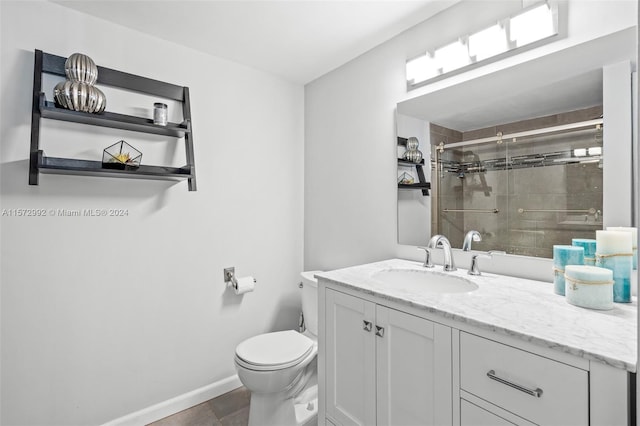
[565,264,613,282]
[596,230,632,254]
[564,265,614,310]
[607,227,638,249]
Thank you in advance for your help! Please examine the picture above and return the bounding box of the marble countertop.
[316,258,637,372]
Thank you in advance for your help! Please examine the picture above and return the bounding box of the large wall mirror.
[396,28,637,257]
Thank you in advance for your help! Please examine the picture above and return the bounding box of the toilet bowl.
[234,271,321,426]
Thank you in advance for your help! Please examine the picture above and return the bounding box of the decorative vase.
[53,52,106,114]
[403,149,423,163]
[64,52,98,85]
[54,80,106,113]
[406,137,419,151]
[403,136,423,163]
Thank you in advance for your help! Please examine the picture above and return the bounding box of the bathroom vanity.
[316,259,636,426]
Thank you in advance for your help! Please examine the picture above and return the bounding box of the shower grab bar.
[442,208,499,214]
[518,207,597,215]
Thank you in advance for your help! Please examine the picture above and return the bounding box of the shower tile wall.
[431,106,603,258]
[430,123,464,246]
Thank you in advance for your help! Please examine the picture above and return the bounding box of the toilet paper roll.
[235,276,255,295]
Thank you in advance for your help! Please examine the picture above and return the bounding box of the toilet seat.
[235,330,314,371]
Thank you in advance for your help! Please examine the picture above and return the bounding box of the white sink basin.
[372,269,478,294]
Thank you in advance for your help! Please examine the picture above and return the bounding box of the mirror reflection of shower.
[431,107,603,258]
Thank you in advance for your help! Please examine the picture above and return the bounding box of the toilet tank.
[300,271,321,337]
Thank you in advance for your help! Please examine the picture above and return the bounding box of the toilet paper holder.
[224,267,256,290]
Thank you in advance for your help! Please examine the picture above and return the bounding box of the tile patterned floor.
[148,387,250,426]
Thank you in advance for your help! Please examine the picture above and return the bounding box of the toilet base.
[248,387,317,426]
[247,371,318,426]
[248,391,295,426]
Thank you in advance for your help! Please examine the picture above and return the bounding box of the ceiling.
[52,0,460,85]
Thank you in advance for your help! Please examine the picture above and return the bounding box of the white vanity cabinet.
[317,260,635,426]
[323,288,453,426]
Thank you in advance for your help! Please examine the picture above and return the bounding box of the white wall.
[396,114,430,246]
[603,60,634,227]
[0,2,304,425]
[304,0,637,277]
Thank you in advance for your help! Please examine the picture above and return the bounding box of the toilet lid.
[236,330,313,370]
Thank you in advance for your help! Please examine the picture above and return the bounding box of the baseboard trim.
[101,374,242,426]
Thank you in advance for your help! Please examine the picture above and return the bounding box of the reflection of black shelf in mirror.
[397,158,429,196]
[398,158,425,166]
[39,94,190,137]
[36,151,193,181]
[399,182,431,190]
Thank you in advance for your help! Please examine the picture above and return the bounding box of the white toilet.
[234,271,321,426]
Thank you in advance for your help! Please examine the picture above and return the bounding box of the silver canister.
[153,102,168,126]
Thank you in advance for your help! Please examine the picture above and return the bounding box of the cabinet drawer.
[460,332,588,425]
[461,399,514,426]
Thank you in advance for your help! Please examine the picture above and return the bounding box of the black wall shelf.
[39,95,190,137]
[34,151,193,181]
[30,49,197,190]
[397,137,430,196]
[398,182,431,191]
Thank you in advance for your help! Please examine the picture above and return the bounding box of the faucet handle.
[417,246,434,268]
[468,254,485,276]
[468,251,499,276]
[468,250,505,275]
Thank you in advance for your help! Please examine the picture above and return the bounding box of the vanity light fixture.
[406,53,438,85]
[406,1,558,89]
[510,2,556,47]
[468,23,508,62]
[435,39,471,74]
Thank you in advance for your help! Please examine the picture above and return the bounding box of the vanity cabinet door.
[325,289,453,426]
[325,289,376,426]
[376,305,452,426]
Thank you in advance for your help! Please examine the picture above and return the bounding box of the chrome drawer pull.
[375,325,385,337]
[486,370,543,398]
[363,320,373,332]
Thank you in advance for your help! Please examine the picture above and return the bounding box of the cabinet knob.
[375,325,385,337]
[363,320,373,332]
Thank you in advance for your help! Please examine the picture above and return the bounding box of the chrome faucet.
[462,230,482,251]
[468,250,505,276]
[427,235,457,271]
